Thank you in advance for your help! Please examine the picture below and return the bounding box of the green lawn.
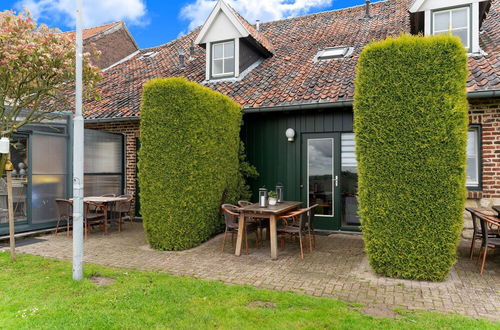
[0,252,496,329]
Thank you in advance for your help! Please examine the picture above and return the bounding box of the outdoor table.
[73,196,128,235]
[235,201,303,260]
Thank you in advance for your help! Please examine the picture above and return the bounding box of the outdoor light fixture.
[286,128,295,142]
[0,137,10,154]
[276,184,284,203]
[259,187,268,208]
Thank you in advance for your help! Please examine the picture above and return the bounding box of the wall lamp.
[286,128,296,142]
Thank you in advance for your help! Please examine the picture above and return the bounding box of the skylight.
[317,47,350,60]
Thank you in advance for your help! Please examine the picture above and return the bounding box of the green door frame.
[301,132,341,231]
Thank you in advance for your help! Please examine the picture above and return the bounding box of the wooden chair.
[55,199,73,236]
[84,201,107,239]
[221,204,259,254]
[477,214,500,274]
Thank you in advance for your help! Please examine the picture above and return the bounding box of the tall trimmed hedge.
[354,35,469,281]
[139,77,241,250]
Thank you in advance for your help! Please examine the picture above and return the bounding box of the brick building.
[65,21,139,69]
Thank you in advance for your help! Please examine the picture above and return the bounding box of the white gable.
[199,11,243,44]
[194,0,249,45]
[410,0,487,12]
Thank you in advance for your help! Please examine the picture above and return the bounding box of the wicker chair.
[466,208,499,259]
[238,200,269,240]
[55,199,73,236]
[277,204,318,258]
[112,195,134,231]
[84,201,107,239]
[477,214,500,274]
[221,204,259,254]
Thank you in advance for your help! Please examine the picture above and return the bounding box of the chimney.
[178,48,185,68]
[189,41,196,58]
[256,19,260,31]
[364,0,372,19]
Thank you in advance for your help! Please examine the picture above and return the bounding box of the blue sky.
[1,0,382,49]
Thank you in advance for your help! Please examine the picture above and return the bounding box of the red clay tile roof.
[226,3,273,53]
[83,0,500,120]
[65,21,121,40]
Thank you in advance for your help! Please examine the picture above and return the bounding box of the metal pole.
[72,0,84,281]
[6,156,15,262]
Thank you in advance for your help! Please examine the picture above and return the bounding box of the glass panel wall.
[31,134,67,224]
[0,136,29,224]
[84,130,124,197]
[341,133,360,227]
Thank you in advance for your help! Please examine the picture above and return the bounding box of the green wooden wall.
[242,107,353,203]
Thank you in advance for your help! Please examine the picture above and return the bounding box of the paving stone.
[3,223,499,321]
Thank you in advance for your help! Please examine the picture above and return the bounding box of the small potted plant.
[268,191,278,206]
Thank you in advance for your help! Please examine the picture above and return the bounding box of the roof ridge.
[259,0,391,27]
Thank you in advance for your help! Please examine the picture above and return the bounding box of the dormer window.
[212,40,235,78]
[432,6,470,49]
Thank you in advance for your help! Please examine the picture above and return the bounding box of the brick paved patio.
[3,223,499,321]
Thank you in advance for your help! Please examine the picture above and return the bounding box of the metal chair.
[277,204,318,258]
[221,204,259,254]
[238,200,268,240]
[55,199,73,236]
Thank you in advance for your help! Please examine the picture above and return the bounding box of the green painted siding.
[242,107,353,204]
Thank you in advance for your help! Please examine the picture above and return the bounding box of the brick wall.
[464,97,500,238]
[85,27,138,69]
[85,120,140,214]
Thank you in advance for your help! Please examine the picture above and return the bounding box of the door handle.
[334,176,339,187]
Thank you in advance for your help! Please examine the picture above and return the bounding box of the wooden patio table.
[235,201,303,260]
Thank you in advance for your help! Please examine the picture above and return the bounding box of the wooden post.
[5,156,15,262]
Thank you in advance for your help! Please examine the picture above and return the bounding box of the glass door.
[302,133,341,230]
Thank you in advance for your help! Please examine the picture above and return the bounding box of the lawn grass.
[0,252,496,329]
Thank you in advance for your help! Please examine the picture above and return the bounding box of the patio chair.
[238,200,269,240]
[466,208,499,259]
[84,201,108,239]
[55,199,73,237]
[221,204,259,254]
[111,195,134,231]
[278,204,318,250]
[277,205,316,259]
[477,214,500,274]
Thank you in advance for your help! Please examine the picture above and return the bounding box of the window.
[317,47,349,60]
[212,41,235,77]
[467,127,480,188]
[84,130,124,197]
[433,6,470,49]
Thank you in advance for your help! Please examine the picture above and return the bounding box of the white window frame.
[432,6,471,50]
[211,40,235,78]
[466,126,481,189]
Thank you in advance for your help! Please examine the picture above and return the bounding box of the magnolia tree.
[0,10,101,173]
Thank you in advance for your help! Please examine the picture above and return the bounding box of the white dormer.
[195,0,272,81]
[410,0,491,53]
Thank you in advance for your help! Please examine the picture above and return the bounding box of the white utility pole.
[72,0,84,281]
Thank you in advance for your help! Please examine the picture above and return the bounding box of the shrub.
[354,34,469,281]
[139,77,242,250]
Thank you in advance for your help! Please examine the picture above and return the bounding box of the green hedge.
[354,35,469,281]
[139,77,241,250]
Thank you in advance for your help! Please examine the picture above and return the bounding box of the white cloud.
[15,0,148,28]
[180,0,333,32]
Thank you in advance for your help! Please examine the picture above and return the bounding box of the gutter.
[84,116,140,123]
[82,89,499,121]
[242,100,354,114]
[467,89,500,99]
